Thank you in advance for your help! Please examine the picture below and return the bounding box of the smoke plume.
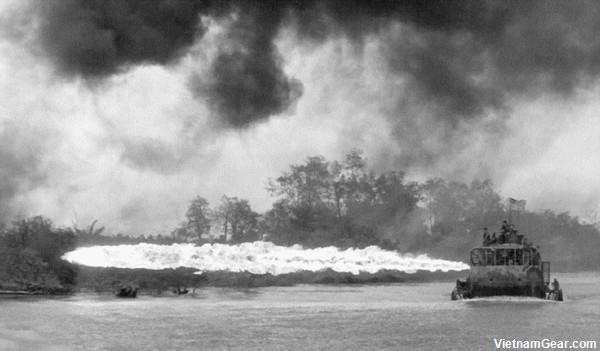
[191,2,303,127]
[62,242,469,275]
[26,1,600,138]
[0,121,49,223]
[34,0,209,78]
[3,1,600,231]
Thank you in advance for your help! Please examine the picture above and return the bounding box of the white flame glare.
[62,242,469,275]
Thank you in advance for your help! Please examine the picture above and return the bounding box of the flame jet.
[62,241,468,275]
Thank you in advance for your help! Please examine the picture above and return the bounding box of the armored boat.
[451,221,563,301]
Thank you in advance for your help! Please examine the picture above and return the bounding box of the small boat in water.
[451,221,563,301]
[115,284,138,298]
[173,287,189,295]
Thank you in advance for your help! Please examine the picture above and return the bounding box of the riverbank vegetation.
[1,150,599,293]
[167,150,600,271]
[0,217,77,293]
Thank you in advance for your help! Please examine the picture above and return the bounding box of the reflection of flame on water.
[62,241,469,275]
[464,297,557,303]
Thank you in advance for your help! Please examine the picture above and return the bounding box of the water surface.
[1,272,598,350]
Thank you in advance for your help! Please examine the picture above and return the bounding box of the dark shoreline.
[81,266,468,291]
[3,268,592,297]
[1,267,468,296]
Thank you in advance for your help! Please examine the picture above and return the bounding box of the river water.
[1,272,598,350]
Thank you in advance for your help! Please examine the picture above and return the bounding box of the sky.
[2,0,600,235]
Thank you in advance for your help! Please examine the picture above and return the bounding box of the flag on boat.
[508,198,526,212]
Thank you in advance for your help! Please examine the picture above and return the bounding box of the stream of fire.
[62,241,469,275]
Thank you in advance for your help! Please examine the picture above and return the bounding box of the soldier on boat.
[452,220,563,301]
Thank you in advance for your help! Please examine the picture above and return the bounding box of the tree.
[264,151,422,248]
[331,149,369,219]
[260,200,292,243]
[267,155,335,230]
[183,196,211,242]
[214,196,258,243]
[419,178,467,236]
[73,219,106,245]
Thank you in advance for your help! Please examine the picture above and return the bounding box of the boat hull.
[452,265,548,299]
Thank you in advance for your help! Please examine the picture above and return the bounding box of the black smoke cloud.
[292,1,600,122]
[35,0,209,77]
[288,1,600,173]
[31,0,303,128]
[191,2,303,128]
[383,1,600,121]
[27,1,600,133]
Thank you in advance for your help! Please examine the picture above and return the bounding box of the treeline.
[161,151,423,249]
[79,195,261,245]
[1,150,599,294]
[163,150,600,270]
[171,195,259,244]
[263,151,421,249]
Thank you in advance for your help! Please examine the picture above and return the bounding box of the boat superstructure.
[451,221,563,301]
